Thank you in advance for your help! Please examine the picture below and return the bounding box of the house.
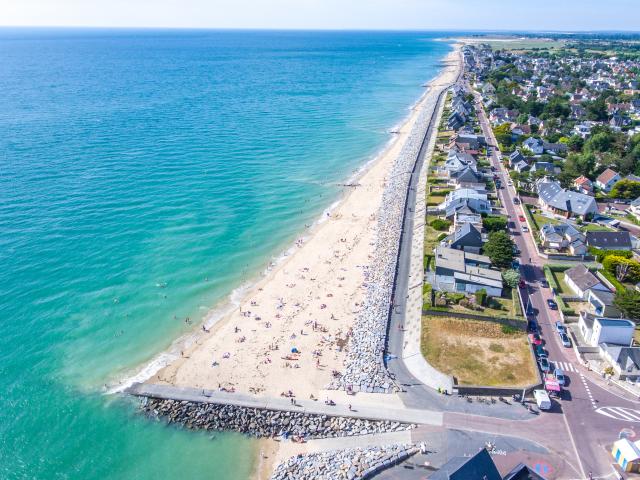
[537,180,598,219]
[433,246,503,297]
[429,448,545,480]
[595,168,621,193]
[508,150,526,168]
[456,133,486,150]
[530,161,559,175]
[511,124,531,137]
[600,344,640,382]
[586,289,622,318]
[439,188,492,218]
[453,210,483,230]
[449,166,483,186]
[612,438,640,473]
[429,448,501,480]
[629,197,640,219]
[523,137,544,155]
[585,231,632,250]
[578,313,634,347]
[443,223,484,254]
[542,141,568,155]
[539,223,585,252]
[574,176,594,194]
[514,160,530,173]
[573,122,594,138]
[564,264,609,299]
[443,198,493,220]
[444,150,476,176]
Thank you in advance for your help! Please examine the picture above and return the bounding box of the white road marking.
[597,407,640,422]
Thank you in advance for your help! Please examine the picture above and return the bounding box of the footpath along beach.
[138,44,462,479]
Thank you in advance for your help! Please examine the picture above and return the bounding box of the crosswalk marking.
[597,407,640,422]
[554,361,576,373]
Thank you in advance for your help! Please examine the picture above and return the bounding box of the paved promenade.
[128,382,444,426]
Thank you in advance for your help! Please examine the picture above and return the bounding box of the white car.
[522,226,529,232]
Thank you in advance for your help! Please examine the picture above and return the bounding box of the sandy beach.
[148,45,461,402]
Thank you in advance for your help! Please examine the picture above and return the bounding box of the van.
[533,389,551,410]
[555,368,566,386]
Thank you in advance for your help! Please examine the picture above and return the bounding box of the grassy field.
[459,37,567,52]
[424,215,444,254]
[421,316,538,387]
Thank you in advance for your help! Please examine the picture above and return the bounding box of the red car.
[529,333,543,346]
[519,215,526,222]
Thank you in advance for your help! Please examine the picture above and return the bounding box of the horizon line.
[1,25,640,34]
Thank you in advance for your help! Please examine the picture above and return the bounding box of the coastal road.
[475,91,636,479]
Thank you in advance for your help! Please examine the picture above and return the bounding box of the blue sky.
[1,0,638,30]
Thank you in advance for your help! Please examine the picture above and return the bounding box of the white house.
[523,137,544,155]
[564,264,610,299]
[595,168,621,193]
[578,314,634,347]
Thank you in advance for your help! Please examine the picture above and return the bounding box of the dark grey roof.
[428,449,502,480]
[602,344,640,373]
[450,223,483,249]
[503,463,547,480]
[564,264,603,292]
[585,231,632,249]
[451,167,482,183]
[537,181,597,215]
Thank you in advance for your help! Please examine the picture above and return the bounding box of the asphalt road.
[475,93,640,479]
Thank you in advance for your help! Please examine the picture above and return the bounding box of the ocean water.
[0,28,450,479]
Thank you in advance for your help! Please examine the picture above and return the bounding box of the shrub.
[589,247,633,263]
[602,256,640,284]
[437,233,448,242]
[475,288,488,307]
[483,215,508,233]
[501,324,518,335]
[430,218,451,231]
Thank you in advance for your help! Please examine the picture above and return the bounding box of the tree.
[614,289,640,321]
[602,256,640,284]
[493,123,513,147]
[482,215,508,233]
[502,269,521,289]
[609,180,640,200]
[483,231,515,269]
[475,288,488,307]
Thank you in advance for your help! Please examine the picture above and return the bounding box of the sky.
[1,0,638,31]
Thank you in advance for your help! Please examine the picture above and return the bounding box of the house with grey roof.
[629,196,640,219]
[530,161,560,175]
[585,231,632,250]
[537,179,598,219]
[599,344,640,381]
[449,166,483,186]
[564,264,609,299]
[523,137,544,155]
[587,289,621,318]
[433,246,503,297]
[539,222,586,254]
[442,223,484,254]
[428,449,501,480]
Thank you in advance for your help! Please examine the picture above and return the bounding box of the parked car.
[535,344,547,357]
[547,299,558,310]
[554,368,566,386]
[529,333,543,346]
[522,226,529,232]
[555,321,566,334]
[540,279,549,288]
[518,215,526,222]
[560,332,571,348]
[539,357,551,373]
[518,279,526,288]
[513,197,521,205]
[534,389,552,410]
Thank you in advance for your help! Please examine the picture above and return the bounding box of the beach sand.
[148,45,462,403]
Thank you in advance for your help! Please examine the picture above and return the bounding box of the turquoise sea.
[0,29,450,479]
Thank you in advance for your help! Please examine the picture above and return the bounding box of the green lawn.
[580,224,615,232]
[550,270,572,295]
